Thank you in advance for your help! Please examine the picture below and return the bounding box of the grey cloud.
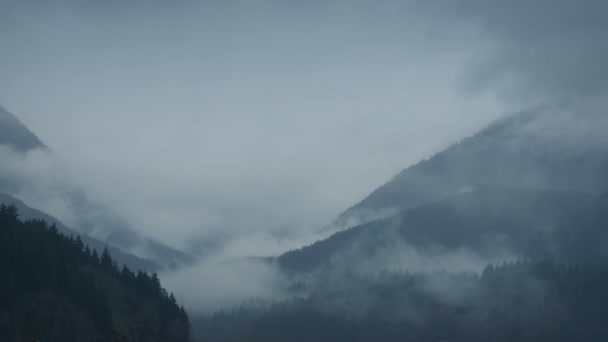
[0,0,500,251]
[2,0,606,314]
[443,0,608,105]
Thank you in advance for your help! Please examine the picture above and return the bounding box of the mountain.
[333,111,608,230]
[278,188,608,273]
[0,105,194,269]
[201,260,608,342]
[202,111,608,340]
[0,205,190,341]
[0,106,46,151]
[49,193,196,269]
[79,209,196,270]
[0,192,158,272]
[278,111,608,273]
[0,193,194,271]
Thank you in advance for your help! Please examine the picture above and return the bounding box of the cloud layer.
[2,0,607,313]
[0,0,504,250]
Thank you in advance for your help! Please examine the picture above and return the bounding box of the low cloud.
[161,257,282,314]
[2,0,607,316]
[0,0,503,251]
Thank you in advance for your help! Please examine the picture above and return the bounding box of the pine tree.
[6,204,18,221]
[100,247,113,273]
[75,235,84,252]
[91,249,100,265]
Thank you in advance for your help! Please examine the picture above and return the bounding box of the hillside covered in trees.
[0,204,190,341]
[278,188,608,273]
[332,111,608,231]
[0,193,159,272]
[189,111,608,341]
[0,106,195,273]
[197,260,608,341]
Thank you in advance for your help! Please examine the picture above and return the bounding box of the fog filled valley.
[2,1,608,341]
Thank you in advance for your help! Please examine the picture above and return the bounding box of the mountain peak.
[331,110,608,231]
[0,106,47,151]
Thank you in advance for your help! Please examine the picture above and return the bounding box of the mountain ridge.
[331,110,608,231]
[279,187,608,273]
[278,111,608,274]
[0,106,47,151]
[0,105,195,269]
[0,192,159,271]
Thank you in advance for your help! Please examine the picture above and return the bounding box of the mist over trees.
[279,187,608,274]
[0,106,195,273]
[200,260,608,341]
[333,110,608,231]
[185,109,608,341]
[0,192,160,272]
[4,106,608,342]
[3,1,608,341]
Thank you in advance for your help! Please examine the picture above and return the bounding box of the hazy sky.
[1,0,606,251]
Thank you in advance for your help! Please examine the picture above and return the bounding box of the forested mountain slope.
[279,188,608,273]
[0,204,190,341]
[334,111,608,230]
[203,260,608,342]
[0,106,194,270]
[0,193,158,271]
[196,111,608,340]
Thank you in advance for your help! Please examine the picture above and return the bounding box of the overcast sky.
[1,0,606,251]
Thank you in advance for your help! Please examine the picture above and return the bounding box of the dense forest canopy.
[278,188,608,274]
[197,260,608,341]
[0,192,160,272]
[0,204,190,341]
[189,110,608,341]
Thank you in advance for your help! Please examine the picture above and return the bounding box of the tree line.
[197,259,608,341]
[0,204,190,341]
